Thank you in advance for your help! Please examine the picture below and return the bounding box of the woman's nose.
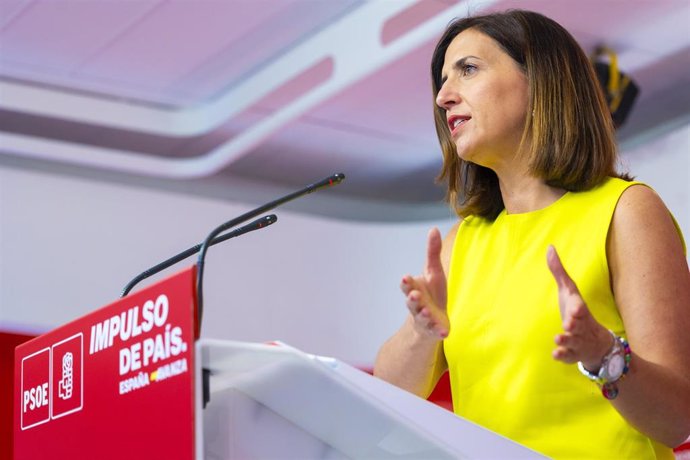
[435,82,459,110]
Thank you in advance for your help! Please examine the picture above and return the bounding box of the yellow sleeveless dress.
[445,177,677,459]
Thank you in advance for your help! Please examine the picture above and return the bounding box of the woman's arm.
[373,223,459,398]
[549,185,690,447]
[607,185,690,446]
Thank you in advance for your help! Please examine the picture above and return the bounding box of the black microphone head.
[309,173,346,193]
[238,214,277,233]
[259,214,278,227]
[330,172,346,184]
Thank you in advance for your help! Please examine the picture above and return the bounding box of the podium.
[14,267,545,459]
[198,340,545,459]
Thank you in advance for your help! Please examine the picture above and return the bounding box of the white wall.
[1,122,687,366]
[0,166,453,366]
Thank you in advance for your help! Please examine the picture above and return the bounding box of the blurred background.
[1,0,688,405]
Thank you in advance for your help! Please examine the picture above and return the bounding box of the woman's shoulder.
[612,183,686,256]
[616,183,673,226]
[617,182,662,206]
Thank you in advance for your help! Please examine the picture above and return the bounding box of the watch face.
[606,354,625,381]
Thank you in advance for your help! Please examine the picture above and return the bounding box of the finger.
[407,288,439,317]
[419,309,436,329]
[554,332,588,352]
[405,290,425,315]
[415,309,433,326]
[400,275,414,295]
[546,245,579,295]
[554,332,574,347]
[562,302,592,334]
[417,308,449,338]
[408,304,439,334]
[552,346,578,363]
[425,228,444,279]
[562,313,579,332]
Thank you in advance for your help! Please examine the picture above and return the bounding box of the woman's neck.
[497,169,566,215]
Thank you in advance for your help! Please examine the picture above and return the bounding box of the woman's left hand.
[546,245,612,371]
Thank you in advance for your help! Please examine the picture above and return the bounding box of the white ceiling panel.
[74,0,303,103]
[168,0,363,105]
[0,0,31,29]
[0,0,161,75]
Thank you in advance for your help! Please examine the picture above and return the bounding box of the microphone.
[121,214,277,298]
[195,172,345,334]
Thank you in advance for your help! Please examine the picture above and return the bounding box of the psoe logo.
[20,333,84,431]
[52,333,83,419]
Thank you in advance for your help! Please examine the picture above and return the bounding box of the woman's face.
[436,28,529,170]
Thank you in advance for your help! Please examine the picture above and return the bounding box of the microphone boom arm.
[121,215,277,298]
[195,173,345,334]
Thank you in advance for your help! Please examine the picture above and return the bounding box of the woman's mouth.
[448,115,471,135]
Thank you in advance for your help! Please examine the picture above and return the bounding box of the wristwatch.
[578,330,631,399]
[597,339,626,382]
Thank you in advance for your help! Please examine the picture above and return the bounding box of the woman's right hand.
[400,228,450,339]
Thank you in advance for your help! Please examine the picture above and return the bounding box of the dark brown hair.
[431,10,627,219]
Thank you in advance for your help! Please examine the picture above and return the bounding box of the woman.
[374,10,690,459]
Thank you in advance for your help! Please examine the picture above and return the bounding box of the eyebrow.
[441,55,480,84]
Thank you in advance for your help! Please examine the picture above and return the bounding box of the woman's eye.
[461,64,477,76]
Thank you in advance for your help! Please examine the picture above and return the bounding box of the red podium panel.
[14,267,197,460]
